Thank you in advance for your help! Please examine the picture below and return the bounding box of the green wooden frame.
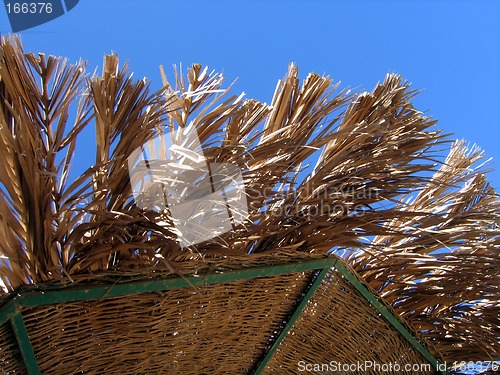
[0,257,447,374]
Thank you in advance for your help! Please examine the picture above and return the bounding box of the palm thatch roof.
[0,35,498,370]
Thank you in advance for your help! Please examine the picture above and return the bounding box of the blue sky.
[1,0,499,188]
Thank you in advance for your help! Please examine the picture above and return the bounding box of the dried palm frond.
[243,73,445,254]
[349,140,500,361]
[0,36,92,286]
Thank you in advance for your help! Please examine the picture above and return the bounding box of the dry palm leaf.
[349,140,500,361]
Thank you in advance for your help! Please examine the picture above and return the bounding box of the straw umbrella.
[0,35,498,370]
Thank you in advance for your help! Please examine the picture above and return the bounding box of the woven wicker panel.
[263,269,434,375]
[0,322,26,374]
[21,272,313,374]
